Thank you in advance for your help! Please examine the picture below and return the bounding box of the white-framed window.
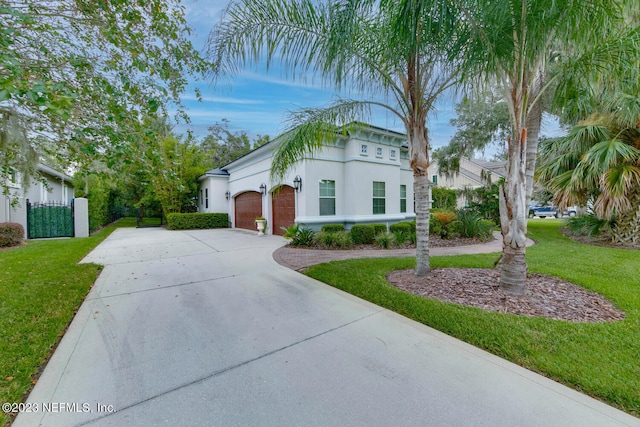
[400,185,407,213]
[319,180,336,215]
[390,149,397,160]
[40,181,48,202]
[205,188,209,209]
[432,175,438,185]
[360,144,368,155]
[373,181,385,214]
[376,147,383,158]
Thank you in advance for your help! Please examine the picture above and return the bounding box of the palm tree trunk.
[499,129,528,295]
[408,122,431,276]
[524,99,543,207]
[414,173,431,275]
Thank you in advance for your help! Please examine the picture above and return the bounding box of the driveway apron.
[15,228,638,427]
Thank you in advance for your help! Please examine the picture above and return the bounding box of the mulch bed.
[387,268,625,323]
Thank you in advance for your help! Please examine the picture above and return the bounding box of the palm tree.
[454,0,627,294]
[538,95,640,245]
[207,0,461,275]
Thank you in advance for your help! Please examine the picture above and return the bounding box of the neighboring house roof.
[469,159,508,178]
[198,168,230,182]
[37,163,74,184]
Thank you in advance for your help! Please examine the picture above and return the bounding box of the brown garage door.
[272,185,295,236]
[235,191,262,230]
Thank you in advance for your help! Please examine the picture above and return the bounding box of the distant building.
[1,163,75,237]
[428,158,507,208]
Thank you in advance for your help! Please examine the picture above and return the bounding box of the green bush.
[0,222,24,247]
[432,187,458,210]
[313,230,353,248]
[566,214,608,237]
[392,230,407,245]
[321,224,345,233]
[389,222,412,234]
[372,223,387,235]
[431,210,457,238]
[291,227,315,246]
[281,224,300,239]
[453,209,494,239]
[166,213,229,230]
[375,232,394,249]
[350,224,375,244]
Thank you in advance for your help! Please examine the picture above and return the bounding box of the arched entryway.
[272,185,295,236]
[234,191,262,231]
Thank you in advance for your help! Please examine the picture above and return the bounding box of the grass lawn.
[0,226,116,426]
[305,220,640,416]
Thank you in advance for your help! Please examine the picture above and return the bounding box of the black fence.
[26,200,74,239]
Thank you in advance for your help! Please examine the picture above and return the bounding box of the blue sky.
[175,0,563,152]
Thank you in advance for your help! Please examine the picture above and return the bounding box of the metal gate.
[26,200,74,239]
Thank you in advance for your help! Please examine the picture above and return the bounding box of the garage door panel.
[235,191,262,231]
[272,186,295,236]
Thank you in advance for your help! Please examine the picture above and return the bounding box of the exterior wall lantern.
[259,183,267,196]
[225,190,230,200]
[293,175,302,192]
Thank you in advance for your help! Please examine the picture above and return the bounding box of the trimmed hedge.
[350,225,375,244]
[321,224,345,233]
[372,223,387,235]
[0,222,24,247]
[389,222,414,233]
[167,213,229,230]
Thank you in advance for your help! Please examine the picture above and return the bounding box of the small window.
[432,175,438,185]
[376,147,383,158]
[205,188,209,209]
[373,181,385,214]
[390,149,397,160]
[360,144,368,155]
[400,185,407,213]
[319,180,336,216]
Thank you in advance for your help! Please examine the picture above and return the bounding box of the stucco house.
[428,157,507,208]
[198,123,416,235]
[1,163,75,237]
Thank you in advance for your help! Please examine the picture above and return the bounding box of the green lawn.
[305,220,640,416]
[0,226,116,426]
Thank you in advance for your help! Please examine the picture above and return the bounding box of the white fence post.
[74,198,89,237]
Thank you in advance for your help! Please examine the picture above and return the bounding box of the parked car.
[528,204,559,218]
[562,206,578,217]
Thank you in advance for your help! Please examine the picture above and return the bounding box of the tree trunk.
[414,173,431,275]
[499,129,528,295]
[524,98,543,207]
[408,122,431,276]
[611,191,640,244]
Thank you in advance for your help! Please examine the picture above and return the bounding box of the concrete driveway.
[15,228,638,427]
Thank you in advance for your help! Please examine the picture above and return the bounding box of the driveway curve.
[15,228,638,427]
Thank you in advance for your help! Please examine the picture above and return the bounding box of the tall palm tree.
[454,0,626,294]
[207,0,461,275]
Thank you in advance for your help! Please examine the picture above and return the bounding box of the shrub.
[392,230,407,245]
[408,231,417,245]
[372,224,387,235]
[389,222,412,234]
[0,223,24,247]
[321,224,345,233]
[350,225,375,244]
[432,187,458,210]
[313,230,353,248]
[291,227,315,246]
[431,211,457,238]
[453,209,494,239]
[166,213,229,230]
[566,214,609,237]
[375,232,394,249]
[281,224,300,239]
